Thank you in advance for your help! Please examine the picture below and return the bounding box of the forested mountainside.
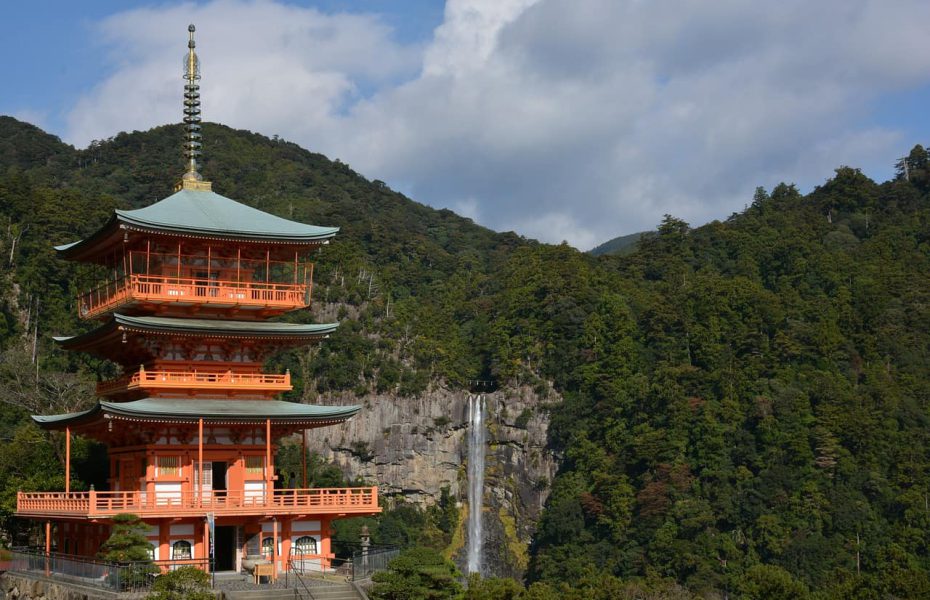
[2,116,930,597]
[588,230,652,256]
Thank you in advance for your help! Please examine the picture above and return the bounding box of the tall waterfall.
[466,394,486,575]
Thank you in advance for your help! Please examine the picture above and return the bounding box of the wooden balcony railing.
[79,274,310,319]
[96,368,292,397]
[16,487,380,519]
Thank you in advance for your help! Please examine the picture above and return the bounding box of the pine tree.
[97,513,154,563]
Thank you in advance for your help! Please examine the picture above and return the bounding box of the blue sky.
[1,1,443,134]
[3,1,930,249]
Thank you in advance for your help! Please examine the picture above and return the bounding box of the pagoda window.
[172,540,192,560]
[245,456,264,477]
[157,456,181,477]
[162,343,185,361]
[294,536,317,555]
[194,344,223,361]
[261,537,280,559]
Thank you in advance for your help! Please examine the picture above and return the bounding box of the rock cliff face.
[307,385,559,579]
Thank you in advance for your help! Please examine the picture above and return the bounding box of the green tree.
[369,547,463,600]
[463,573,524,600]
[97,513,156,590]
[98,513,155,562]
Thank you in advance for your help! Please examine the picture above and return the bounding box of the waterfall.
[466,394,486,575]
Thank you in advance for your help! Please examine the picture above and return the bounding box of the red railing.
[17,487,379,518]
[96,368,292,396]
[79,274,311,319]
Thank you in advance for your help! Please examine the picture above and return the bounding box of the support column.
[203,520,210,574]
[65,427,71,494]
[159,521,169,568]
[301,430,307,488]
[272,518,278,578]
[146,452,156,506]
[265,419,272,505]
[45,521,52,576]
[198,418,204,508]
[321,518,331,571]
[281,519,292,574]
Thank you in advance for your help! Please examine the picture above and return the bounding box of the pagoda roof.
[33,398,360,431]
[55,314,338,365]
[56,188,338,261]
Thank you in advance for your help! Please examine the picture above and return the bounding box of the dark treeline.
[1,116,929,597]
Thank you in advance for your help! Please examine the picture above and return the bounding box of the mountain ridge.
[3,116,930,595]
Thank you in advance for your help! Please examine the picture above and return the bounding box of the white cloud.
[66,0,418,146]
[66,0,930,249]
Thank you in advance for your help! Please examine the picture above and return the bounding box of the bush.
[369,547,462,600]
[150,566,213,600]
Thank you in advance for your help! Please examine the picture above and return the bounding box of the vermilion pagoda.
[15,25,379,576]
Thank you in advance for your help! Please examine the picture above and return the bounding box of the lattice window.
[157,456,181,477]
[245,456,264,476]
[261,537,274,559]
[294,536,317,555]
[172,540,192,560]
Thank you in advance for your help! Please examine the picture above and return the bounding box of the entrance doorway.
[214,526,236,571]
[212,462,227,492]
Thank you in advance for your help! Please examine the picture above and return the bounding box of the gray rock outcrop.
[307,384,559,578]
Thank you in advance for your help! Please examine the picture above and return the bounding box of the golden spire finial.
[176,24,212,192]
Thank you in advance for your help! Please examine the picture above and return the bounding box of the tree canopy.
[1,118,930,596]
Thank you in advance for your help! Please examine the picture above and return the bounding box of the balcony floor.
[17,487,380,520]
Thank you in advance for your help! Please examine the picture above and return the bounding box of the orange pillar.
[45,521,51,576]
[282,519,292,573]
[272,519,278,578]
[321,518,331,571]
[146,453,156,505]
[301,430,307,488]
[265,419,272,504]
[159,521,169,568]
[203,520,210,574]
[65,427,71,494]
[198,418,204,508]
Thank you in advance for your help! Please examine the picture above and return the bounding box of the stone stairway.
[223,582,364,600]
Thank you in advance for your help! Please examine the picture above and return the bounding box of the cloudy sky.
[4,0,930,250]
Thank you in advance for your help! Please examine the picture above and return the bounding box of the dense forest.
[2,116,930,598]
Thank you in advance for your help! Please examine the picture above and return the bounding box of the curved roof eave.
[54,315,339,349]
[54,214,121,260]
[55,190,339,261]
[32,399,361,429]
[114,189,339,242]
[114,314,340,337]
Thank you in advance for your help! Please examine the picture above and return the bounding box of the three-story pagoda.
[16,25,380,577]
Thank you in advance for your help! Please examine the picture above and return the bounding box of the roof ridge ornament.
[176,24,212,192]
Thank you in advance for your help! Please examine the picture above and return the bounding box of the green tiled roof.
[114,314,338,336]
[55,314,338,345]
[55,188,338,256]
[115,190,338,241]
[33,399,360,428]
[53,314,337,366]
